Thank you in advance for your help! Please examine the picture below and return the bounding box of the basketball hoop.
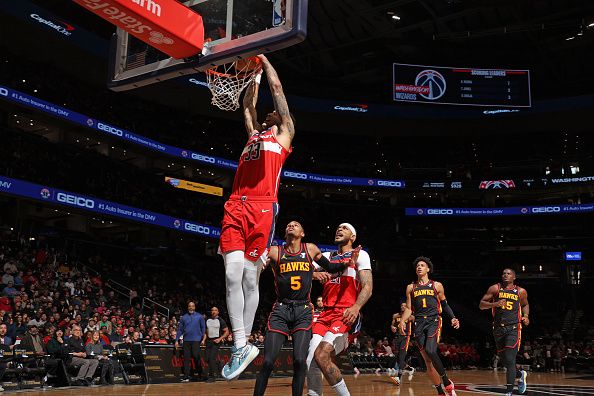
[205,57,262,111]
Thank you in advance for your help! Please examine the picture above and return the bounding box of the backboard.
[108,0,307,91]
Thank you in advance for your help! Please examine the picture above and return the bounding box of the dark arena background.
[0,1,594,395]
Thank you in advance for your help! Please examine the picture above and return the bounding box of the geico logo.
[427,209,453,215]
[531,206,561,213]
[284,171,308,180]
[377,180,403,187]
[0,88,8,97]
[184,222,210,234]
[191,153,216,163]
[97,122,123,136]
[56,193,95,209]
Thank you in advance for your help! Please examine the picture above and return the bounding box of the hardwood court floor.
[9,371,594,395]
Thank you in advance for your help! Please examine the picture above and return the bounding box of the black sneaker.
[180,377,190,383]
[206,377,215,383]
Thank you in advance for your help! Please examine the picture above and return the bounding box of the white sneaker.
[407,367,415,381]
[221,344,259,381]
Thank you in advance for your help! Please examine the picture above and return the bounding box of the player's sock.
[506,383,514,393]
[434,384,446,395]
[307,362,323,396]
[242,259,261,337]
[224,251,247,348]
[331,379,350,396]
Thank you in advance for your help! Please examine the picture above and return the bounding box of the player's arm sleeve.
[314,254,345,273]
[441,300,457,320]
[312,252,329,272]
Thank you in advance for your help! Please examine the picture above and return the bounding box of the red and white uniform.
[313,249,371,337]
[219,129,291,261]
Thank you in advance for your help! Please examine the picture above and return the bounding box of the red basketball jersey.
[231,129,291,198]
[318,250,371,309]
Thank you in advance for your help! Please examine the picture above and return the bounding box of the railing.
[142,297,170,319]
[106,279,133,305]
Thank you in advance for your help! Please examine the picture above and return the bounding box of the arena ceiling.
[6,0,594,134]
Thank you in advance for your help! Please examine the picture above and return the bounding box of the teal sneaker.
[221,344,259,381]
[517,370,527,394]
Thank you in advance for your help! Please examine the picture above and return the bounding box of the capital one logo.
[0,88,8,97]
[30,14,75,36]
[415,70,447,100]
[56,192,95,209]
[284,171,307,180]
[191,153,215,163]
[427,209,453,215]
[531,206,560,213]
[97,122,123,137]
[184,222,211,235]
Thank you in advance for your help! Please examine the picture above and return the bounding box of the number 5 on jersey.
[290,276,301,290]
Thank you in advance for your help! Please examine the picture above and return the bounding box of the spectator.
[175,301,205,382]
[20,321,46,356]
[0,323,12,392]
[3,281,18,297]
[203,306,228,382]
[63,325,99,386]
[46,328,65,359]
[86,331,114,385]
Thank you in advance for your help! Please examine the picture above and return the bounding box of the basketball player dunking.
[400,257,459,396]
[219,54,295,380]
[389,302,415,385]
[479,269,529,396]
[253,221,356,396]
[307,223,373,396]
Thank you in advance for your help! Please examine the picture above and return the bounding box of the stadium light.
[588,22,594,28]
[392,15,401,21]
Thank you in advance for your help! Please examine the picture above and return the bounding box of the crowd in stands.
[2,47,592,181]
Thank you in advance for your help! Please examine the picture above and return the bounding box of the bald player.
[480,269,529,396]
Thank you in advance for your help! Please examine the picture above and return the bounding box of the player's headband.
[339,223,357,236]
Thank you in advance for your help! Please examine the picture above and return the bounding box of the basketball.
[235,57,262,73]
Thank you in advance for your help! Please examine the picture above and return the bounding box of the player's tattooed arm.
[242,74,262,135]
[479,284,504,310]
[257,55,295,146]
[519,287,529,326]
[342,269,372,326]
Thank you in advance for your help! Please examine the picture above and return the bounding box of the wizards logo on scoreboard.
[479,180,516,189]
[393,69,446,102]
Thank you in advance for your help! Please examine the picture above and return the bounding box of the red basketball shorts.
[312,308,351,336]
[219,195,279,262]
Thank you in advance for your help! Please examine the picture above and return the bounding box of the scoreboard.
[393,63,531,107]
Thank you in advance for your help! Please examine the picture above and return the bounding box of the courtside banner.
[406,205,594,217]
[72,0,204,58]
[0,175,218,238]
[0,86,409,190]
[0,175,337,250]
[165,177,223,196]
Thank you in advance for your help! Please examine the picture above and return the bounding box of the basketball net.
[205,58,262,111]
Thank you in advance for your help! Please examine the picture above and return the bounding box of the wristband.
[255,73,262,84]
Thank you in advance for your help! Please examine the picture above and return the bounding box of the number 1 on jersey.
[422,298,427,308]
[290,276,301,290]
